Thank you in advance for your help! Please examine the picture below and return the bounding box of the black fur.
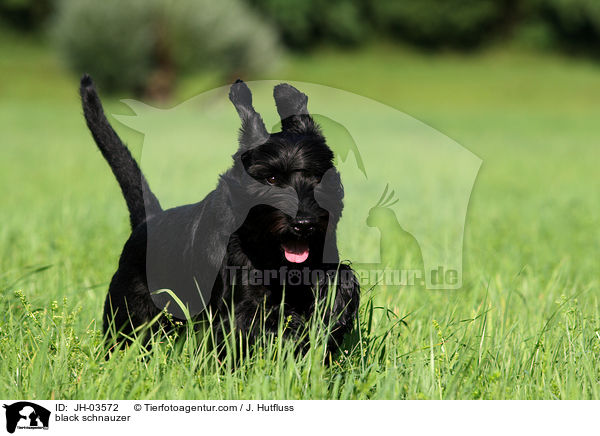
[80,75,161,229]
[80,76,360,354]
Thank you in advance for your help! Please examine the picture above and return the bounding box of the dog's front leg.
[223,286,307,348]
[320,263,360,352]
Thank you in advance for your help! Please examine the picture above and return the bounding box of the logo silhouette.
[3,402,50,433]
[364,184,424,285]
[115,80,481,290]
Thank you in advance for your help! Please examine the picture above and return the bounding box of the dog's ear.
[229,79,269,150]
[273,83,321,136]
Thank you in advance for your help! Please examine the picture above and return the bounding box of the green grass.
[1,34,599,399]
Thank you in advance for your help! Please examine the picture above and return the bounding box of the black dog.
[80,76,359,353]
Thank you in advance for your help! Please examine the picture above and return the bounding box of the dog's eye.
[266,176,277,185]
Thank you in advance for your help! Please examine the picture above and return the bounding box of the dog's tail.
[79,75,162,229]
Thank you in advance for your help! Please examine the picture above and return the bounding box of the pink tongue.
[283,243,309,263]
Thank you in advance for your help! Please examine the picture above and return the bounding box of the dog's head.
[228,80,343,267]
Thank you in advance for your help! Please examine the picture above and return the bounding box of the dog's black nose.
[292,217,316,236]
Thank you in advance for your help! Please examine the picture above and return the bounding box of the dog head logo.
[3,402,50,434]
[114,80,481,316]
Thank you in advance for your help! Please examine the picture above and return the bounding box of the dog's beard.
[238,205,328,267]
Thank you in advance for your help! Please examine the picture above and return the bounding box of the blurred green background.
[1,0,599,399]
[3,0,600,97]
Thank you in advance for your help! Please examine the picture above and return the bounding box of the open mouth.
[282,240,310,263]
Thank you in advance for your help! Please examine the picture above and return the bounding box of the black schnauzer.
[80,76,360,353]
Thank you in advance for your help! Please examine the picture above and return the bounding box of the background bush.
[543,0,600,55]
[249,0,366,49]
[367,0,503,48]
[3,0,600,96]
[0,0,53,30]
[51,0,281,96]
